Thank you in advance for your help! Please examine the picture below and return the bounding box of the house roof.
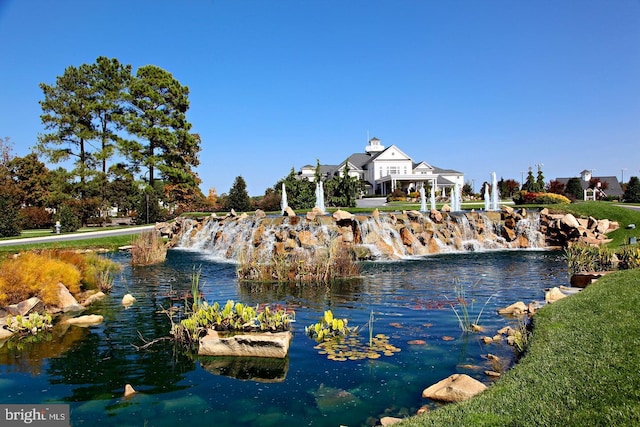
[555,176,623,197]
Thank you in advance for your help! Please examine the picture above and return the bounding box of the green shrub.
[56,203,81,232]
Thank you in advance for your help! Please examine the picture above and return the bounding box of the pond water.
[0,249,567,427]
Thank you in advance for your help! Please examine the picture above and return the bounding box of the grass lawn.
[400,268,640,426]
[0,235,136,257]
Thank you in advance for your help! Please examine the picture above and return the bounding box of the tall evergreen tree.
[226,176,253,212]
[37,63,95,200]
[275,168,315,210]
[565,177,584,201]
[122,65,200,199]
[522,167,537,192]
[623,176,640,203]
[535,165,545,192]
[87,57,132,206]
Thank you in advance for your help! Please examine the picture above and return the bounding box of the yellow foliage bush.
[47,250,121,290]
[0,252,82,306]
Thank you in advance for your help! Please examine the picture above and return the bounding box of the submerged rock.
[64,314,104,327]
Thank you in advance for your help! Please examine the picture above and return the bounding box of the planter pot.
[570,271,614,288]
[198,329,292,359]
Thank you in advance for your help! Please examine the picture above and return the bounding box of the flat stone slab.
[198,330,292,358]
[64,314,104,327]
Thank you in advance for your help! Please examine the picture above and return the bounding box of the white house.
[299,137,464,196]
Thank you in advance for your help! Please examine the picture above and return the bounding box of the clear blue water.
[0,249,568,427]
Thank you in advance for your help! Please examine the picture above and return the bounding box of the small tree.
[623,176,640,203]
[56,202,81,232]
[535,165,545,192]
[226,176,253,212]
[522,168,537,192]
[462,182,474,197]
[546,180,566,195]
[565,178,584,201]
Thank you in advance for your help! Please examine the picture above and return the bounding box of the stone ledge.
[198,330,292,358]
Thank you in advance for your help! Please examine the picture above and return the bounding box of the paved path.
[355,197,388,208]
[0,225,155,247]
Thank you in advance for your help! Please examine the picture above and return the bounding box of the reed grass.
[130,231,167,266]
[236,241,360,283]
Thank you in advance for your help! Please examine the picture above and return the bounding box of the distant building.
[299,137,464,196]
[555,169,623,200]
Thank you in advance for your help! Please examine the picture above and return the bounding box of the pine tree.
[226,176,253,212]
[565,178,584,201]
[623,176,640,203]
[522,168,537,192]
[535,165,545,192]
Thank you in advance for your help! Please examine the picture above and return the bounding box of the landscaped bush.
[513,190,571,205]
[19,206,53,229]
[564,242,640,273]
[55,203,81,232]
[0,252,82,306]
[386,188,408,202]
[0,251,121,306]
[47,250,121,292]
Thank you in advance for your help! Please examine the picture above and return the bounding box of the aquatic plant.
[173,299,294,344]
[6,312,53,335]
[446,279,495,333]
[305,310,355,342]
[305,310,400,361]
[189,265,203,312]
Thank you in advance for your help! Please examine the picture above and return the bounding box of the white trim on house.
[299,137,464,196]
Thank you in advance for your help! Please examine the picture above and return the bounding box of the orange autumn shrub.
[44,250,121,291]
[0,252,82,306]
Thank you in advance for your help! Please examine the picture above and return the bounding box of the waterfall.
[174,210,548,262]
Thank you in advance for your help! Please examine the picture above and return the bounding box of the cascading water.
[175,209,548,262]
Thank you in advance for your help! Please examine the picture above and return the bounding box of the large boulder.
[545,287,568,303]
[422,373,487,402]
[332,209,354,221]
[198,330,292,358]
[4,297,44,317]
[56,283,84,313]
[497,301,528,316]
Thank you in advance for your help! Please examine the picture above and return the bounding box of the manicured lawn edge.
[399,269,640,426]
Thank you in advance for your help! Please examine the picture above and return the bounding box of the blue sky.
[1,0,639,196]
